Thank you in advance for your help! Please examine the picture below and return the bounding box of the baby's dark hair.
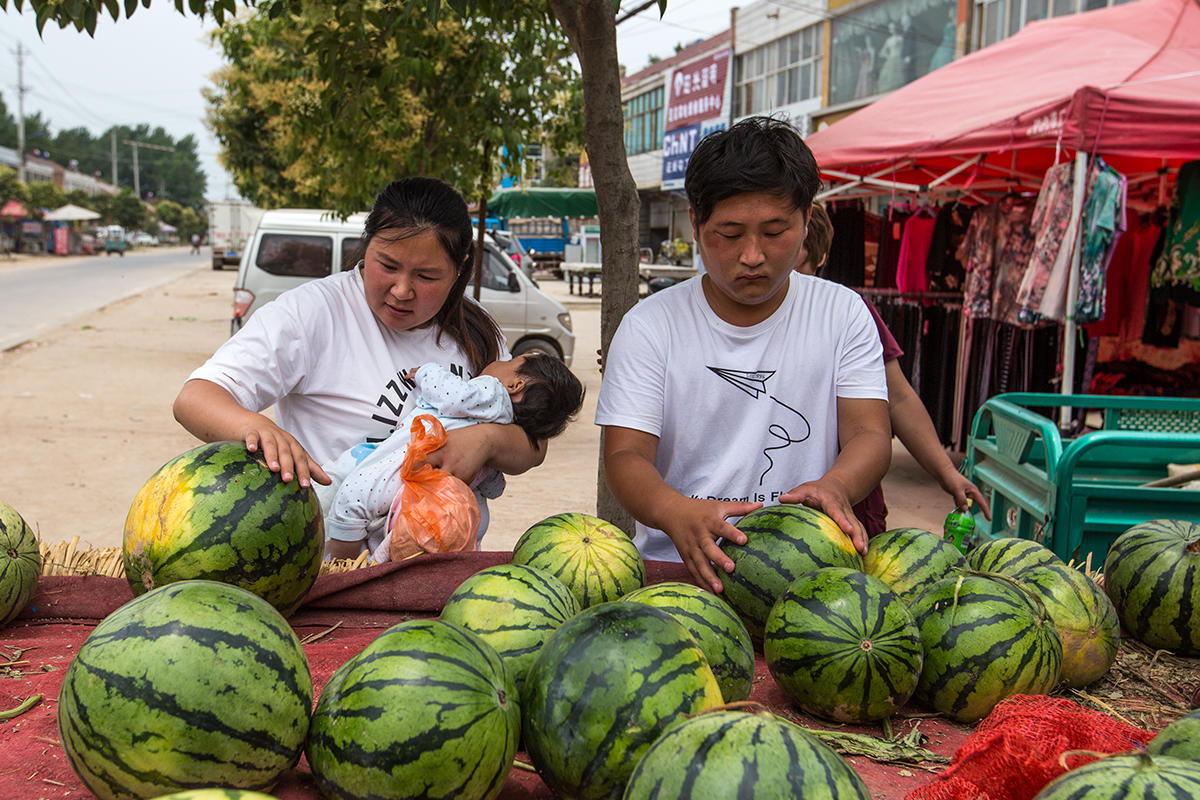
[511,354,585,445]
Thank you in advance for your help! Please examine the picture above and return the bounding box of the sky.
[0,1,738,203]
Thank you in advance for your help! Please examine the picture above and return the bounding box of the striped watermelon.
[522,601,723,800]
[148,792,280,799]
[908,573,1062,722]
[1032,753,1200,799]
[621,581,755,702]
[123,442,323,617]
[717,504,863,641]
[1020,563,1119,687]
[57,580,312,800]
[623,709,870,799]
[864,527,967,605]
[306,618,519,800]
[967,536,1063,576]
[764,567,922,722]
[0,499,40,627]
[1146,710,1200,761]
[439,563,580,693]
[1103,519,1200,656]
[511,512,645,608]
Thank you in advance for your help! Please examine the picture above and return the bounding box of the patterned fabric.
[1017,162,1075,324]
[960,204,1002,318]
[1151,160,1200,291]
[992,197,1036,326]
[1076,160,1126,324]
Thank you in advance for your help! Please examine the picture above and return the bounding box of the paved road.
[0,246,213,351]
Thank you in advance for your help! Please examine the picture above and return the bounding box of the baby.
[317,353,584,561]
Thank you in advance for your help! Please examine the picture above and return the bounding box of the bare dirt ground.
[0,255,949,555]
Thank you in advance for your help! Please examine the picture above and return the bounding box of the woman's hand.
[660,496,761,594]
[941,470,992,520]
[425,424,545,482]
[241,418,330,488]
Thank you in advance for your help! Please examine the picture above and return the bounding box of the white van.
[230,209,575,365]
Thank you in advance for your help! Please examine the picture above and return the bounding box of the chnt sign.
[665,49,731,132]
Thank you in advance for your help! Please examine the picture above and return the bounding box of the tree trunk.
[549,0,638,536]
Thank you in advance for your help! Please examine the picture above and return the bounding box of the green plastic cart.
[962,392,1200,568]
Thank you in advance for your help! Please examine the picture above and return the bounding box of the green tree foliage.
[108,189,149,230]
[26,181,66,211]
[205,1,582,214]
[0,166,31,205]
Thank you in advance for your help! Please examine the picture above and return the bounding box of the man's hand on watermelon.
[659,496,762,594]
[780,478,867,554]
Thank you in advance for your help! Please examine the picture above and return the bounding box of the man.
[596,117,891,593]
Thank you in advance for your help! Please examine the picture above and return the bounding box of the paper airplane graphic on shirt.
[707,367,776,399]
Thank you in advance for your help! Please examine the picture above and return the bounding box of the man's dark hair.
[685,116,822,226]
[511,354,585,445]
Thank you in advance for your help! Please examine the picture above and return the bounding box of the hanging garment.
[1075,159,1127,324]
[1151,160,1200,292]
[926,202,973,291]
[1085,208,1157,339]
[960,203,1002,318]
[826,202,867,287]
[895,208,938,293]
[875,207,911,289]
[1017,162,1076,324]
[992,196,1037,326]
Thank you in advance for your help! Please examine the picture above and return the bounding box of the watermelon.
[439,563,580,693]
[908,573,1062,722]
[123,441,323,617]
[967,536,1063,576]
[623,709,870,799]
[764,567,922,722]
[1020,563,1119,687]
[148,792,280,799]
[306,618,519,800]
[1032,752,1200,799]
[717,504,863,641]
[864,527,967,604]
[0,499,40,626]
[1103,518,1200,656]
[621,581,755,702]
[511,512,645,608]
[57,580,312,800]
[1146,710,1200,761]
[522,601,723,800]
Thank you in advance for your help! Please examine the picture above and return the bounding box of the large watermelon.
[764,567,922,722]
[1146,710,1200,762]
[621,581,755,702]
[0,499,40,626]
[522,601,723,800]
[967,536,1063,576]
[1032,752,1200,799]
[623,709,870,799]
[864,527,967,604]
[717,504,863,641]
[148,792,280,799]
[439,563,580,693]
[1103,518,1200,656]
[511,512,645,608]
[1020,562,1119,687]
[57,580,312,800]
[306,618,519,800]
[123,441,324,617]
[908,573,1062,722]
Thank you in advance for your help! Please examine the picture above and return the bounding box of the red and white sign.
[665,49,731,131]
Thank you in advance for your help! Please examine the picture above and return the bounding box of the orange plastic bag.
[387,414,480,561]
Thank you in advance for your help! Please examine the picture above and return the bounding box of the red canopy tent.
[806,0,1200,426]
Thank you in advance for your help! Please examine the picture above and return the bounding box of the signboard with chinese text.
[665,49,731,131]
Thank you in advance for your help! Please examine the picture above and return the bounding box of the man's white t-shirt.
[189,267,506,465]
[594,272,886,561]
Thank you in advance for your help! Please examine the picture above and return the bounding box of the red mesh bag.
[905,695,1155,800]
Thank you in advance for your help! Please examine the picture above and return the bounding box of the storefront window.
[623,87,664,156]
[974,0,1136,49]
[734,26,823,117]
[829,0,957,107]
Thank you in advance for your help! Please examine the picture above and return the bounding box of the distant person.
[190,233,201,254]
[596,117,891,593]
[797,202,990,533]
[317,354,583,561]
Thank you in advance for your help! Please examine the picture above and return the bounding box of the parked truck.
[206,200,265,270]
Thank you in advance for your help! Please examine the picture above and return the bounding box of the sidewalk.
[0,264,952,553]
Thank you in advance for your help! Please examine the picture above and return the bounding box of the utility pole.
[124,139,174,199]
[111,130,118,186]
[16,42,28,183]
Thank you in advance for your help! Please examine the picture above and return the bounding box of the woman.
[173,177,544,533]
